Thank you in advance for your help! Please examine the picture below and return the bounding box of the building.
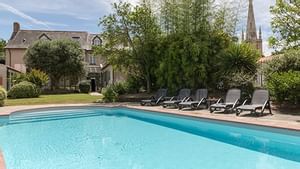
[241,0,271,87]
[2,22,125,91]
[241,0,263,55]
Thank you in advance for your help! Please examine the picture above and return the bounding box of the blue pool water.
[0,107,300,169]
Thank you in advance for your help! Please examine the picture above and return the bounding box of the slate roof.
[5,29,100,50]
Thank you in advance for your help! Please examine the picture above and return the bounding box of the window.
[93,37,102,46]
[89,56,96,65]
[72,37,80,41]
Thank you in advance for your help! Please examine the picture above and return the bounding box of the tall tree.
[0,39,6,64]
[269,0,300,51]
[96,2,161,92]
[24,39,85,89]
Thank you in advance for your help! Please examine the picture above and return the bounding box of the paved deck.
[0,103,299,130]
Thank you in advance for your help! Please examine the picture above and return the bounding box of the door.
[91,78,96,92]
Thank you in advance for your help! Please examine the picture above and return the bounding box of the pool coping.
[0,104,299,131]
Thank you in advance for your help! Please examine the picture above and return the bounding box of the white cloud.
[0,2,50,28]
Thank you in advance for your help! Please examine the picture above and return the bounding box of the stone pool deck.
[0,103,299,168]
[0,103,299,131]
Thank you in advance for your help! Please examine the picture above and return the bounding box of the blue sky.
[0,0,275,55]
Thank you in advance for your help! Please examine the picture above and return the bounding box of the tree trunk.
[146,70,151,93]
[50,77,60,91]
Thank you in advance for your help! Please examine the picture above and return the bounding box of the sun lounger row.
[141,88,272,116]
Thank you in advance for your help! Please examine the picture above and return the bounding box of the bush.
[26,69,49,88]
[79,80,90,93]
[0,86,7,106]
[11,69,49,88]
[224,71,255,101]
[102,85,118,102]
[12,73,27,86]
[267,71,300,104]
[221,43,259,75]
[111,82,127,95]
[264,49,300,79]
[8,81,40,99]
[123,76,142,94]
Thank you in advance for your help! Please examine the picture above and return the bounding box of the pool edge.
[1,104,300,131]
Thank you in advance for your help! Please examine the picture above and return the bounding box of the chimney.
[10,22,20,40]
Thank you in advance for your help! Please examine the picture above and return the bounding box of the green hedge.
[8,81,40,99]
[267,71,300,104]
[0,86,7,106]
[79,80,91,93]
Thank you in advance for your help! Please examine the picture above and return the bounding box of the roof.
[258,55,278,63]
[5,29,101,50]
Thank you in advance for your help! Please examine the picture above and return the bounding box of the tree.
[96,2,161,92]
[220,43,259,75]
[269,0,300,51]
[0,39,6,64]
[24,39,85,90]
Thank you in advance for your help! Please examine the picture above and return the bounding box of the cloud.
[0,2,50,28]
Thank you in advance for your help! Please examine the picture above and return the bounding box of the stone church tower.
[242,0,263,55]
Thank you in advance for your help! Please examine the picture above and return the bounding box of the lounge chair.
[209,88,241,113]
[140,89,168,106]
[236,89,272,116]
[163,88,191,108]
[178,89,208,110]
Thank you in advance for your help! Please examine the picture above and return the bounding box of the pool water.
[0,108,300,169]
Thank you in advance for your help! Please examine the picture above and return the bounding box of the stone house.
[2,22,126,91]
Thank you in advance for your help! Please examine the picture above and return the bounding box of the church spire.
[246,0,257,41]
[241,29,245,41]
[243,0,263,55]
[259,26,262,40]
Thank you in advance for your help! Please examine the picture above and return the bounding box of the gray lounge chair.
[209,88,241,113]
[163,88,191,108]
[141,89,168,106]
[178,89,208,110]
[236,89,272,116]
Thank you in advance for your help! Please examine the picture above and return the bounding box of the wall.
[5,49,27,73]
[0,65,7,89]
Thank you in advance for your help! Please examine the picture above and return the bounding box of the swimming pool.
[0,107,299,169]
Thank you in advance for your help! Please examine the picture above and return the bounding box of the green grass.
[5,94,103,106]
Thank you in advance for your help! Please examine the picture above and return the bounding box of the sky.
[0,0,275,55]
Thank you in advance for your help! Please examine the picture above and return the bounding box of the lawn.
[5,94,103,106]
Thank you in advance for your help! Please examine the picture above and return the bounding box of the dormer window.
[72,37,80,41]
[92,36,102,46]
[39,33,51,41]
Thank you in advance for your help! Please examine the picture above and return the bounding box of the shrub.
[101,85,118,102]
[224,71,255,101]
[267,71,300,104]
[79,80,90,93]
[111,82,127,95]
[11,69,49,88]
[26,69,49,88]
[12,73,27,86]
[123,76,142,94]
[264,49,300,79]
[0,86,7,106]
[221,43,259,75]
[8,81,40,99]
